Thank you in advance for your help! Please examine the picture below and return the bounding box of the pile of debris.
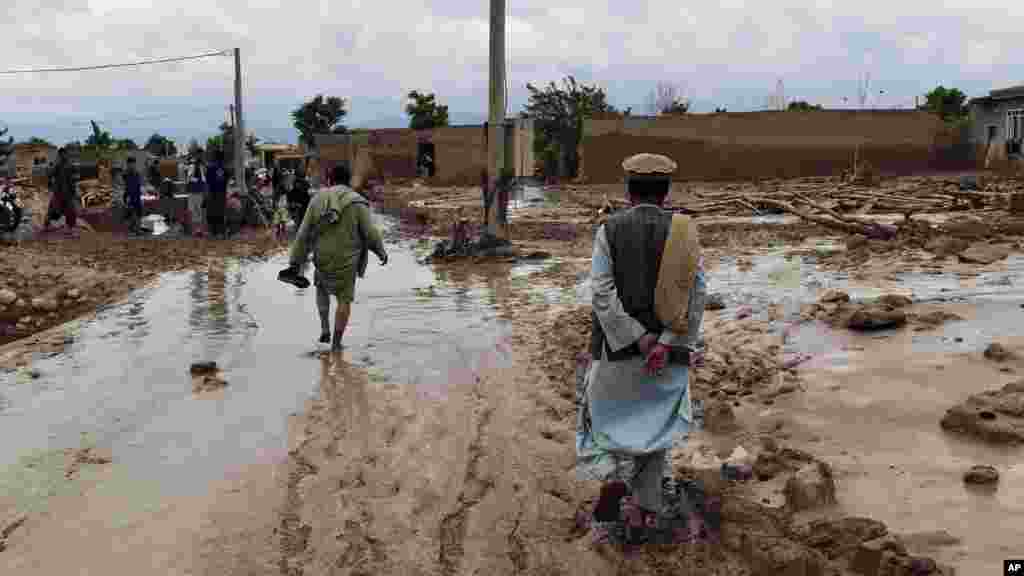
[78,179,115,208]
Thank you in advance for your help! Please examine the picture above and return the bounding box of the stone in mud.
[875,294,912,308]
[753,447,813,481]
[963,464,999,485]
[194,374,228,392]
[924,237,970,258]
[799,517,888,561]
[846,304,907,331]
[942,218,992,240]
[0,288,16,306]
[850,535,910,576]
[67,288,81,300]
[846,235,869,251]
[30,297,57,312]
[940,380,1024,444]
[784,461,836,512]
[958,242,1011,265]
[705,292,727,310]
[189,361,219,376]
[14,298,25,309]
[984,342,1014,362]
[704,399,738,433]
[739,533,828,576]
[819,289,850,304]
[913,310,963,327]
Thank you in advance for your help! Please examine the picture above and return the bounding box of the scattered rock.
[913,310,963,327]
[925,237,970,258]
[940,380,1024,444]
[846,305,907,331]
[705,293,727,310]
[846,235,869,251]
[875,294,912,308]
[799,517,888,561]
[30,297,57,312]
[739,533,829,576]
[753,447,813,481]
[0,288,16,306]
[194,374,229,393]
[984,343,1014,362]
[819,289,850,304]
[784,461,836,511]
[850,535,908,576]
[963,464,999,485]
[704,399,738,433]
[958,242,1011,265]
[67,288,81,300]
[942,218,992,240]
[189,361,219,376]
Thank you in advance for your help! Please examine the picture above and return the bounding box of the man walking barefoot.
[279,164,388,351]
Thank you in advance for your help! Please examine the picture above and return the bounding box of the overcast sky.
[0,0,1019,148]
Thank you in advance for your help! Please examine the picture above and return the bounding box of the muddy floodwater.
[0,215,521,572]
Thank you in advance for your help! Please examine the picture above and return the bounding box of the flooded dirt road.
[0,216,525,574]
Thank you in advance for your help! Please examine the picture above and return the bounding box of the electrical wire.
[69,105,226,127]
[505,0,510,117]
[0,49,232,75]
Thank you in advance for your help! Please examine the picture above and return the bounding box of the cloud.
[0,0,1021,145]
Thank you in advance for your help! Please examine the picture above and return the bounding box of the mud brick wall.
[432,126,487,185]
[580,111,972,183]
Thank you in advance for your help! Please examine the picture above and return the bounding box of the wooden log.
[751,197,898,239]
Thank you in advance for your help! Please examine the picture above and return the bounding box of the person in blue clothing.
[123,156,144,235]
[206,149,229,238]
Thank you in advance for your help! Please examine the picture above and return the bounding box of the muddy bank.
[0,228,281,347]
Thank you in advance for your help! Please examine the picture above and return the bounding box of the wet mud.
[5,177,1024,574]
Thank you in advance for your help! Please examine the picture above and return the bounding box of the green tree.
[23,136,54,147]
[405,91,450,130]
[918,86,968,122]
[522,75,616,178]
[787,101,823,111]
[85,120,114,150]
[145,133,176,157]
[291,94,348,149]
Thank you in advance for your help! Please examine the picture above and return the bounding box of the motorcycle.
[0,180,23,234]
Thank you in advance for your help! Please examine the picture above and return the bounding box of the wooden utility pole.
[485,0,508,241]
[233,47,269,227]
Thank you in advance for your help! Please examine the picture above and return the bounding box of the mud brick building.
[313,119,535,186]
[579,110,970,183]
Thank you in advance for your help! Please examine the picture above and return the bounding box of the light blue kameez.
[576,218,707,486]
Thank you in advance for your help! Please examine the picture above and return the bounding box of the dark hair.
[331,164,351,186]
[626,176,671,203]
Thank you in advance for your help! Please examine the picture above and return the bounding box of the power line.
[69,105,226,126]
[0,49,232,75]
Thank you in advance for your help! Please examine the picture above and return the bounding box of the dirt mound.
[941,380,1024,444]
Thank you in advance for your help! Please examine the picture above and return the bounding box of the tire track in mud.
[438,377,496,575]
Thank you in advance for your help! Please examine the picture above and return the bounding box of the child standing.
[272,194,289,242]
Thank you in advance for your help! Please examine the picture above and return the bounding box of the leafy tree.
[787,101,823,111]
[918,86,968,122]
[405,91,450,130]
[522,75,616,178]
[23,136,54,147]
[85,120,114,150]
[645,82,690,115]
[207,134,224,155]
[291,94,348,149]
[145,133,176,157]
[714,107,728,113]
